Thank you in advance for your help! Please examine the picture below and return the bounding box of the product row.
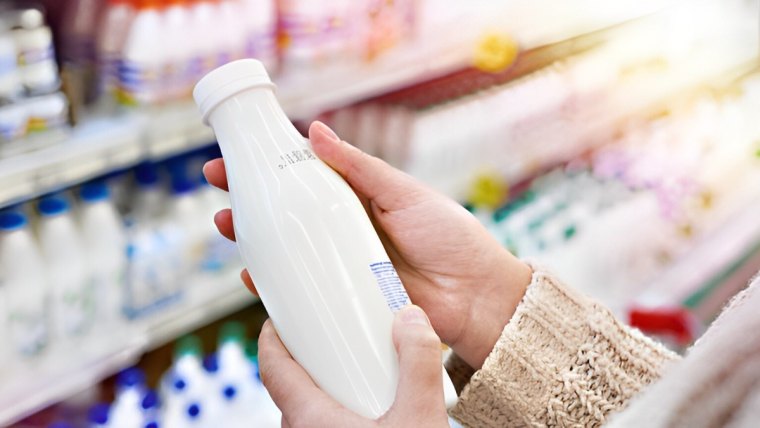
[0,148,238,371]
[0,6,68,143]
[473,76,760,317]
[63,0,417,109]
[37,323,281,428]
[321,2,757,203]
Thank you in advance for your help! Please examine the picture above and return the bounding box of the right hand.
[203,121,532,369]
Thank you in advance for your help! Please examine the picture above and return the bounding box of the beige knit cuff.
[448,264,679,427]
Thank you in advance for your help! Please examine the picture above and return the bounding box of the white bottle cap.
[193,59,275,124]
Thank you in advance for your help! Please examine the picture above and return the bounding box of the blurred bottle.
[162,0,193,101]
[126,163,170,316]
[37,194,94,340]
[160,336,208,426]
[0,208,48,357]
[0,103,27,143]
[164,171,204,287]
[79,180,128,328]
[60,0,104,104]
[11,8,59,95]
[139,390,161,427]
[24,92,69,134]
[188,0,219,83]
[241,0,277,70]
[0,33,21,103]
[97,0,136,104]
[110,368,148,427]
[196,173,236,273]
[119,0,164,106]
[88,403,111,428]
[216,0,246,65]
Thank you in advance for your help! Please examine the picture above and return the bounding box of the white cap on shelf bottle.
[37,194,94,339]
[78,181,128,328]
[0,208,48,358]
[194,59,458,418]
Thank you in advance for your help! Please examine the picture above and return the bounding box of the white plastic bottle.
[125,164,170,316]
[162,0,193,101]
[12,8,60,94]
[188,0,219,83]
[194,59,457,418]
[0,209,48,356]
[241,0,277,70]
[164,175,205,284]
[0,34,21,102]
[196,174,237,273]
[96,0,136,101]
[215,0,245,66]
[119,0,164,105]
[110,368,148,428]
[78,181,128,327]
[37,194,94,338]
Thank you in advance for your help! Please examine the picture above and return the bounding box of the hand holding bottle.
[204,121,532,369]
[258,305,451,427]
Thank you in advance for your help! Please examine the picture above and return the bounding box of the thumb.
[308,121,424,212]
[385,305,448,424]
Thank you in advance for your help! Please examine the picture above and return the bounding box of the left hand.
[258,305,451,427]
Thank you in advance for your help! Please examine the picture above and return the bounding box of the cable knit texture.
[447,266,680,427]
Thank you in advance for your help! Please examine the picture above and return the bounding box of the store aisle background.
[0,0,758,426]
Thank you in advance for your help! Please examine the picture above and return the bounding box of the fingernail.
[314,121,339,142]
[398,305,430,326]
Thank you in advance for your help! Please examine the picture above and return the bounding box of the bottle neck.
[208,88,306,158]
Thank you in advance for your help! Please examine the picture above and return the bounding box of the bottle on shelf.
[0,208,48,358]
[37,194,94,340]
[119,0,164,106]
[240,0,277,70]
[88,403,111,428]
[194,59,457,418]
[162,0,193,102]
[97,0,136,104]
[11,8,59,95]
[78,180,128,328]
[109,368,149,427]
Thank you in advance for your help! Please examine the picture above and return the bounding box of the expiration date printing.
[277,148,317,169]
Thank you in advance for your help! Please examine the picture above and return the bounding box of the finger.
[240,269,258,296]
[213,209,235,241]
[385,305,448,422]
[258,321,363,427]
[308,121,427,212]
[203,158,229,191]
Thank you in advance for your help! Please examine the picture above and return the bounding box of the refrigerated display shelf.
[0,0,671,210]
[0,268,256,427]
[634,189,760,315]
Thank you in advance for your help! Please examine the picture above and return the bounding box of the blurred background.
[0,0,758,426]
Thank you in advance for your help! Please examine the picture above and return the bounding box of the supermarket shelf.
[0,0,671,209]
[0,268,257,426]
[634,183,760,313]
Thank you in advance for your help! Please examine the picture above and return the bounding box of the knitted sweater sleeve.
[446,266,680,427]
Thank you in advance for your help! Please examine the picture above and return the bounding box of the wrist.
[454,252,532,369]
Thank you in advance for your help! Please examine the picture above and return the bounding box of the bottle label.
[369,261,410,312]
[117,60,162,106]
[276,148,317,170]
